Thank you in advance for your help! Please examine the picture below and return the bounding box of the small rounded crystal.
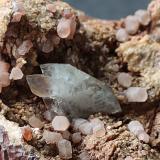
[117,72,132,88]
[135,10,151,26]
[125,87,148,102]
[116,28,129,42]
[125,16,140,35]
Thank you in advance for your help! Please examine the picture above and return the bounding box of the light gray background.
[65,0,150,19]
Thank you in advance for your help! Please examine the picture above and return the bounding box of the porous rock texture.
[0,0,160,159]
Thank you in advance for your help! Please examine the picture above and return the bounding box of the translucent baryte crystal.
[27,64,121,118]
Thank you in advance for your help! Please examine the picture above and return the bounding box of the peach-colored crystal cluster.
[116,9,151,42]
[112,0,160,103]
[25,114,106,159]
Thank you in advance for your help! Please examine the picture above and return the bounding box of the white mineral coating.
[116,28,129,42]
[128,120,144,136]
[0,114,22,146]
[72,118,88,130]
[135,10,151,26]
[125,87,148,102]
[90,118,105,137]
[28,116,44,129]
[78,122,93,135]
[125,15,140,35]
[117,72,132,88]
[52,116,70,131]
[137,130,150,143]
[27,64,122,118]
[71,132,81,144]
[57,139,72,159]
[43,130,62,144]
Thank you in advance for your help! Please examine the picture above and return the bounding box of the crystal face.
[27,64,121,118]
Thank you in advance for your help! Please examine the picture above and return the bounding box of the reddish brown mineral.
[21,126,33,141]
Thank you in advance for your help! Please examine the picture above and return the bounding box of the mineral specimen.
[125,16,140,34]
[137,130,150,143]
[57,139,72,159]
[72,118,88,130]
[21,126,32,141]
[9,67,23,80]
[78,122,93,135]
[135,10,151,26]
[116,36,160,101]
[117,72,132,88]
[57,18,74,39]
[72,118,93,135]
[90,118,105,137]
[128,120,150,143]
[125,87,148,102]
[27,64,122,118]
[28,115,44,129]
[128,120,144,135]
[148,0,160,19]
[116,28,129,42]
[43,130,62,144]
[52,116,70,131]
[0,0,159,159]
